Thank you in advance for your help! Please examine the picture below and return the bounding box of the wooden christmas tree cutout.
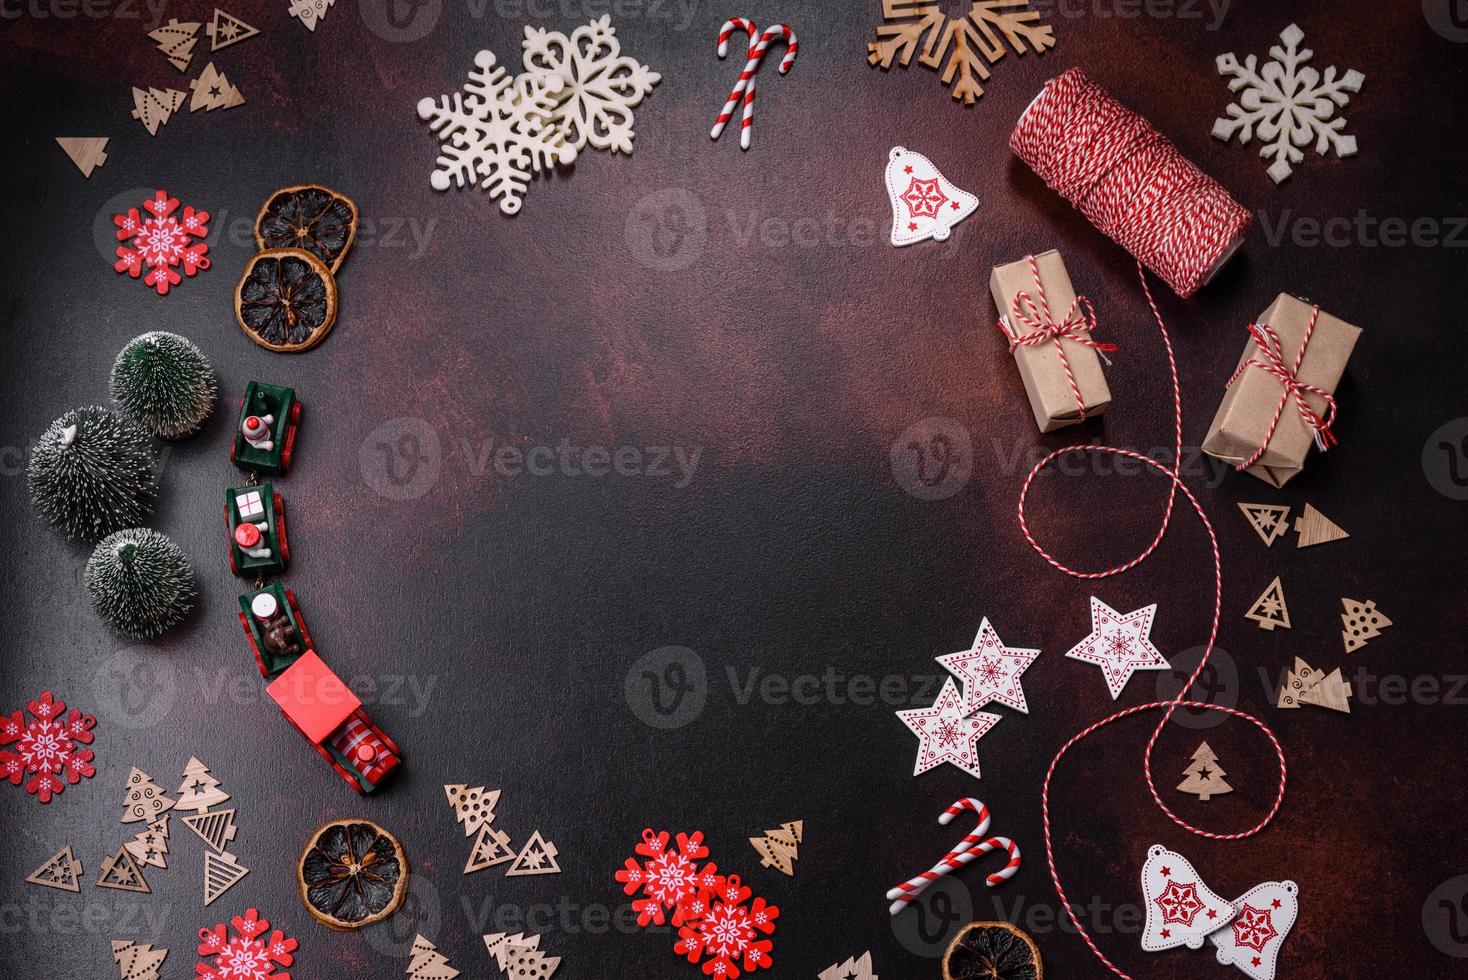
[749,820,803,876]
[125,815,171,869]
[149,18,201,71]
[55,137,108,177]
[188,62,245,112]
[203,851,249,905]
[121,768,175,823]
[407,934,459,980]
[97,846,150,893]
[1238,502,1291,546]
[1245,576,1291,630]
[207,8,259,50]
[1341,598,1392,652]
[112,939,168,980]
[1298,667,1353,713]
[26,845,83,892]
[1276,657,1322,708]
[1295,503,1349,547]
[445,783,501,837]
[182,808,239,854]
[505,831,560,877]
[176,757,230,812]
[485,932,541,970]
[465,824,515,874]
[1176,741,1233,801]
[819,951,877,980]
[130,87,186,135]
[288,0,336,32]
[506,947,560,979]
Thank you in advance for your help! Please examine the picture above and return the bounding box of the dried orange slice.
[297,818,407,931]
[235,248,338,353]
[942,921,1043,980]
[255,184,358,274]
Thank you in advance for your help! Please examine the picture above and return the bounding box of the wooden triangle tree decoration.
[1238,502,1291,547]
[176,757,230,812]
[125,815,171,869]
[188,62,246,112]
[149,18,201,71]
[1176,741,1233,801]
[97,846,150,893]
[121,768,174,823]
[505,831,560,877]
[203,851,249,905]
[507,947,560,979]
[1297,667,1352,713]
[26,845,83,892]
[130,87,186,136]
[207,8,260,50]
[819,951,877,980]
[183,808,239,854]
[1295,503,1349,547]
[749,820,803,876]
[445,783,500,837]
[55,137,108,177]
[1245,576,1291,631]
[1341,598,1392,652]
[406,934,459,980]
[465,824,515,874]
[112,939,168,980]
[484,933,540,971]
[1276,657,1322,709]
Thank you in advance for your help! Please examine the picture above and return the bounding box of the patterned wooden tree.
[445,784,500,836]
[176,757,229,812]
[112,939,167,980]
[125,815,171,868]
[121,768,174,823]
[1176,742,1233,801]
[406,934,459,980]
[1341,598,1391,652]
[749,820,803,876]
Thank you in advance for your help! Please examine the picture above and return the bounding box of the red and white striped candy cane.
[710,20,798,150]
[886,798,1021,915]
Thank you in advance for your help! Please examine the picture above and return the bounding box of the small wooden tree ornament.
[55,137,108,177]
[505,831,560,877]
[1276,657,1322,708]
[1238,502,1291,546]
[206,8,259,50]
[124,815,171,869]
[445,783,500,837]
[1295,503,1349,547]
[148,18,201,71]
[121,768,175,823]
[130,87,185,136]
[176,757,230,812]
[26,845,83,892]
[748,820,803,876]
[112,939,168,980]
[203,851,249,905]
[1245,576,1291,631]
[183,808,239,854]
[465,824,515,874]
[1297,667,1352,713]
[1341,598,1392,652]
[97,846,151,893]
[407,935,459,980]
[819,951,877,980]
[1176,742,1233,801]
[188,63,245,112]
[484,933,541,970]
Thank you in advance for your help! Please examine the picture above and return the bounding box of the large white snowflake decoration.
[196,908,297,980]
[417,49,577,215]
[1213,23,1364,184]
[522,14,661,155]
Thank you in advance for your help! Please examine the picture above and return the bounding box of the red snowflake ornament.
[615,828,716,928]
[0,691,97,803]
[674,873,779,978]
[197,908,297,980]
[113,189,210,295]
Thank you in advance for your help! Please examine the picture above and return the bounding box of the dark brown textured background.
[3,1,1467,977]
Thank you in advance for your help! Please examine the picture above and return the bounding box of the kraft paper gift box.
[989,250,1112,433]
[1203,293,1361,487]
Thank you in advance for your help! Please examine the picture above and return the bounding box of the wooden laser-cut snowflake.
[867,0,1055,105]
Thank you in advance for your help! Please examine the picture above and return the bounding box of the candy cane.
[711,20,799,150]
[886,798,1022,915]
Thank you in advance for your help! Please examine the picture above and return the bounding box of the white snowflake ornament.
[1213,23,1364,184]
[522,15,661,155]
[417,49,577,215]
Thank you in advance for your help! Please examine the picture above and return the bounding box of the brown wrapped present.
[989,250,1113,433]
[1203,294,1361,487]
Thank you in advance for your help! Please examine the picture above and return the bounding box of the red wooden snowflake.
[0,690,96,803]
[197,909,297,980]
[113,189,210,295]
[674,873,779,978]
[615,828,717,928]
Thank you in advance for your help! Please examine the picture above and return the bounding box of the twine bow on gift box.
[1224,305,1339,471]
[999,254,1117,420]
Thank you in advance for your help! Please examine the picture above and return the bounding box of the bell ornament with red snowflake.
[885,146,979,247]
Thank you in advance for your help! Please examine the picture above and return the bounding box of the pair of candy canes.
[887,797,1021,915]
[711,18,798,150]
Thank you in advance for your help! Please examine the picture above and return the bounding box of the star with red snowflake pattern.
[896,677,1001,779]
[936,618,1041,715]
[1231,903,1279,952]
[1065,596,1169,699]
[1155,879,1205,926]
[900,177,947,219]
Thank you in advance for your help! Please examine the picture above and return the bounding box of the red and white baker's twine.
[711,19,798,151]
[1225,306,1338,470]
[1010,68,1252,299]
[1000,253,1119,421]
[887,798,1020,915]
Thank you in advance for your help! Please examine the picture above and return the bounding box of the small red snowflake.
[113,189,210,295]
[1232,903,1278,952]
[616,829,716,928]
[197,908,297,980]
[674,873,778,978]
[0,691,97,803]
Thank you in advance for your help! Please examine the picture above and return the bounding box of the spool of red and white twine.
[1007,70,1287,980]
[1011,67,1251,299]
